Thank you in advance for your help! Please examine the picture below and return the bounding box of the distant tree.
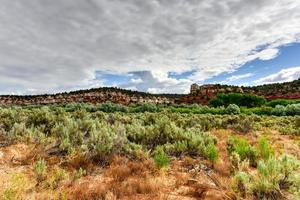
[210,93,266,108]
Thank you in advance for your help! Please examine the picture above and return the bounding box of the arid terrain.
[0,104,299,200]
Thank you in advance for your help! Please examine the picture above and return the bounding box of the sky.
[0,0,300,95]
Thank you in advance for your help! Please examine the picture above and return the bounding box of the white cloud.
[254,66,300,84]
[122,71,192,94]
[0,0,300,93]
[256,48,279,60]
[130,78,143,84]
[227,73,254,82]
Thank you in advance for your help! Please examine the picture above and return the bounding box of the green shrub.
[97,102,128,113]
[153,146,170,169]
[267,99,300,107]
[226,104,240,115]
[286,104,300,116]
[74,168,87,180]
[252,158,282,200]
[257,137,274,160]
[48,167,68,189]
[205,143,219,167]
[26,107,55,134]
[8,123,28,140]
[234,171,251,197]
[227,136,257,166]
[229,115,254,133]
[296,116,300,128]
[85,122,118,158]
[271,105,286,116]
[277,154,300,190]
[132,103,159,113]
[164,141,188,157]
[33,159,47,182]
[123,143,149,159]
[235,154,300,199]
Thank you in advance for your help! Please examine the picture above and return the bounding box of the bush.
[74,168,87,180]
[286,104,300,116]
[229,115,254,133]
[234,171,251,197]
[227,136,257,166]
[226,104,240,115]
[271,105,286,116]
[267,99,300,107]
[97,102,128,113]
[131,103,159,113]
[33,159,47,183]
[153,146,170,169]
[257,137,274,160]
[205,143,219,167]
[252,158,282,199]
[234,154,300,199]
[48,167,68,189]
[85,122,118,158]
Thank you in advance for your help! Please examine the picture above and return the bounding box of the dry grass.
[106,156,155,179]
[70,181,108,200]
[69,156,162,200]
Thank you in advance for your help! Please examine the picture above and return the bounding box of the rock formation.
[0,79,299,106]
[0,87,181,106]
[179,79,300,104]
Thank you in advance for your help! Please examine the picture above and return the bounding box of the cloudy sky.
[0,0,300,94]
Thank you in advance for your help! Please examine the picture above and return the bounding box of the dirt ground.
[1,129,299,200]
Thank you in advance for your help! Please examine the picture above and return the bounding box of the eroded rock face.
[0,79,299,106]
[0,89,176,106]
[179,80,300,104]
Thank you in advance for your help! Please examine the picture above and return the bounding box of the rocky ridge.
[0,79,299,106]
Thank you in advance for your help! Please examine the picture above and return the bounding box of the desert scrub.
[47,167,68,189]
[1,174,29,200]
[205,143,219,167]
[234,154,300,199]
[153,146,170,169]
[257,137,274,160]
[252,155,300,199]
[227,136,257,166]
[74,167,87,180]
[123,142,149,159]
[233,116,254,133]
[234,171,251,197]
[8,122,28,141]
[33,159,47,183]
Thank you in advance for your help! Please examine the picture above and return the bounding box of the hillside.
[180,78,300,104]
[243,78,300,99]
[0,79,299,106]
[0,87,183,106]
